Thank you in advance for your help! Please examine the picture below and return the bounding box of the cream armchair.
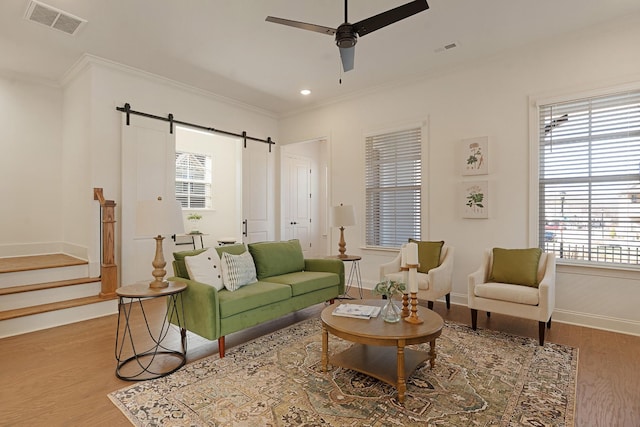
[468,248,556,346]
[379,245,454,309]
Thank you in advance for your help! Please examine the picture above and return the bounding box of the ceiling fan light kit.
[266,0,429,72]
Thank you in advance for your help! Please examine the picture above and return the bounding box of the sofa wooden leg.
[445,293,451,309]
[218,336,225,358]
[547,316,552,329]
[328,299,335,304]
[486,312,491,318]
[471,309,478,330]
[538,321,545,346]
[427,300,434,310]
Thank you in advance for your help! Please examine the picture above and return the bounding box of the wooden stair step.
[0,295,118,321]
[0,277,101,296]
[0,254,87,274]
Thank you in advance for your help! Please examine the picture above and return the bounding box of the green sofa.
[169,239,344,357]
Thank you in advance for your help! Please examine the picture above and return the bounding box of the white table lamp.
[136,197,185,288]
[331,203,356,258]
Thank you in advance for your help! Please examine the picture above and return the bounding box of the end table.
[327,255,363,299]
[115,281,187,381]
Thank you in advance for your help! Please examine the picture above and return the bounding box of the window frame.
[529,82,640,269]
[364,123,423,250]
[175,150,213,210]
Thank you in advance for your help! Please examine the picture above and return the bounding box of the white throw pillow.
[184,248,224,291]
[221,251,257,291]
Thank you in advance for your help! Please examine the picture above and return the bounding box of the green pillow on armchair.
[408,239,444,273]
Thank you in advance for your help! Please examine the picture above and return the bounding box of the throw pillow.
[221,251,257,291]
[248,239,305,279]
[409,239,444,273]
[184,247,224,291]
[489,247,542,288]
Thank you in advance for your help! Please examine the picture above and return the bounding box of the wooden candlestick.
[401,293,410,317]
[403,292,423,324]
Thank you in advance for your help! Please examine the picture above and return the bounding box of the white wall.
[0,75,63,257]
[279,14,640,335]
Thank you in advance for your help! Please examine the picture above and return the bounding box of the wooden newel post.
[94,188,118,298]
[100,200,118,297]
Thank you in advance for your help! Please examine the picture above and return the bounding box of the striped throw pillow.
[221,251,257,291]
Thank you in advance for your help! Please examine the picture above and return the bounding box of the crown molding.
[61,53,278,119]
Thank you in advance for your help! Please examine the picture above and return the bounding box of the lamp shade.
[136,198,185,237]
[331,204,356,227]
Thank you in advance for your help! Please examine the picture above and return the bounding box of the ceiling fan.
[266,0,429,72]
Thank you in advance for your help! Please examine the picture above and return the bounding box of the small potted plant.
[187,212,202,234]
[373,279,406,323]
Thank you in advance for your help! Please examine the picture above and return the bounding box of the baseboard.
[552,309,640,337]
[370,287,640,338]
[0,242,88,260]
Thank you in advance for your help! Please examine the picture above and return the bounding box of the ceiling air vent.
[24,0,86,36]
[435,41,460,54]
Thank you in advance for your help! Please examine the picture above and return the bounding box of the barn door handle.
[243,219,248,237]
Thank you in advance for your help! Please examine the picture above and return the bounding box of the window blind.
[538,89,640,265]
[365,127,422,248]
[175,151,212,209]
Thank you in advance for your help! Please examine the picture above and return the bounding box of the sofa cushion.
[409,239,444,273]
[263,271,339,296]
[218,281,292,318]
[221,251,257,291]
[184,247,223,290]
[215,243,248,258]
[474,282,540,305]
[248,239,305,280]
[489,247,542,288]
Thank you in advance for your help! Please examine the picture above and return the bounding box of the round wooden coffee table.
[320,299,444,403]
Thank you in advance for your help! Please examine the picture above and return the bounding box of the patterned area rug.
[109,317,577,426]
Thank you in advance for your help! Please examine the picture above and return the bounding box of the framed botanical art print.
[461,136,488,175]
[462,181,488,219]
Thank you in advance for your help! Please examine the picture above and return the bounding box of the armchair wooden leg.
[538,321,545,346]
[486,312,491,318]
[471,309,478,330]
[218,336,226,358]
[427,300,434,310]
[445,293,451,309]
[547,316,552,329]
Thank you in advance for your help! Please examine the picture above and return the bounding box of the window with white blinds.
[538,89,640,265]
[175,151,212,209]
[365,127,422,248]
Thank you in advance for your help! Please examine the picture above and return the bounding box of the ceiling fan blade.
[266,16,336,35]
[353,0,429,37]
[339,46,355,72]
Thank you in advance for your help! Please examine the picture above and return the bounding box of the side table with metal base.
[327,255,363,299]
[115,281,187,381]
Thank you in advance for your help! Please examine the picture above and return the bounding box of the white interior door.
[242,143,275,244]
[283,155,312,255]
[121,116,176,285]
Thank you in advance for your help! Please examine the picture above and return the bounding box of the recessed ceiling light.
[300,89,311,96]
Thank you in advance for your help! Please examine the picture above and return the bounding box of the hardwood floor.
[1,290,639,426]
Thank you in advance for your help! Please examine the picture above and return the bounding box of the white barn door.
[121,116,177,285]
[242,143,275,244]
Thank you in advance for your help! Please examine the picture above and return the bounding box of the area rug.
[108,317,577,426]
